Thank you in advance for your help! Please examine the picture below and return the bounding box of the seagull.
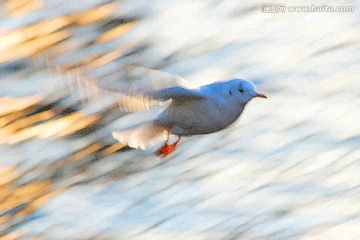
[81,66,267,157]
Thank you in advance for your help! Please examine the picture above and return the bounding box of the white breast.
[156,97,245,136]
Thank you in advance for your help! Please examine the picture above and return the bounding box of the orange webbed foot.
[155,137,181,158]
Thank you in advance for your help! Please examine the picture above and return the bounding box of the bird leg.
[155,133,181,158]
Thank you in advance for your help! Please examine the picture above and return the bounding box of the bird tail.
[112,121,168,150]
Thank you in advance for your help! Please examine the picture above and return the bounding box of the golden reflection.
[19,190,61,215]
[1,110,100,144]
[0,96,43,116]
[71,3,115,25]
[0,166,20,187]
[97,21,138,43]
[0,16,71,52]
[0,230,26,240]
[59,143,102,164]
[4,0,43,16]
[3,109,55,133]
[0,167,59,239]
[101,142,126,155]
[0,29,70,63]
[0,215,12,229]
[0,2,122,63]
[57,113,100,137]
[0,179,53,215]
[0,110,29,129]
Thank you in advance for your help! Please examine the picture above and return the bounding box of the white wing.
[75,65,201,112]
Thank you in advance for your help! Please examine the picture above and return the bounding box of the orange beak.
[254,93,267,98]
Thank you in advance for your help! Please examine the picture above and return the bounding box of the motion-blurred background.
[1,0,360,239]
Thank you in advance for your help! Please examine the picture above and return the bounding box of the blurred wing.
[76,65,198,112]
[151,86,205,102]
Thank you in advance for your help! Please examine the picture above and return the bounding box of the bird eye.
[229,90,232,95]
[238,88,244,93]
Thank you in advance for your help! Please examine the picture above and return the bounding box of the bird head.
[226,79,267,105]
